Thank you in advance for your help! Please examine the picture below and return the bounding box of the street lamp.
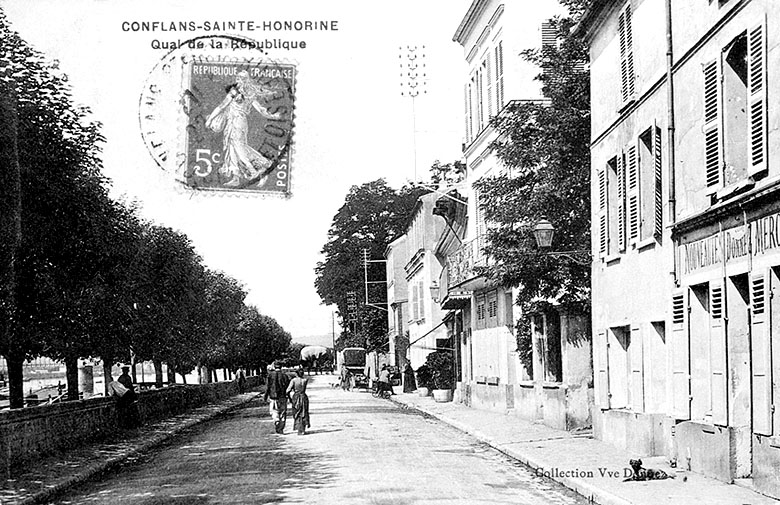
[532,218,591,266]
[533,218,555,250]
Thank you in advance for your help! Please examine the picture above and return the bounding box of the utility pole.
[399,45,427,182]
[0,84,23,409]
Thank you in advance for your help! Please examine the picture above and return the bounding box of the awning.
[441,291,471,310]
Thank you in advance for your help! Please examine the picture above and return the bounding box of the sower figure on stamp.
[263,361,290,434]
[205,71,282,188]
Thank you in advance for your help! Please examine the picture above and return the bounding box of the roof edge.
[572,0,617,41]
[452,0,489,44]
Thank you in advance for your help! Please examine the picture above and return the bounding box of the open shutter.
[671,291,691,419]
[412,284,419,321]
[630,325,644,412]
[618,3,635,103]
[747,20,767,177]
[464,84,470,144]
[485,58,493,118]
[751,271,772,435]
[653,123,663,239]
[597,329,610,409]
[703,60,721,193]
[617,152,627,251]
[710,281,728,425]
[627,144,640,243]
[495,41,504,109]
[598,170,608,256]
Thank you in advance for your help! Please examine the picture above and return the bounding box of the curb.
[391,397,633,505]
[20,393,259,505]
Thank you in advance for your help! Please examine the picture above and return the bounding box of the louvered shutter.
[485,58,493,118]
[618,3,635,103]
[596,329,610,408]
[598,170,608,255]
[671,291,691,419]
[627,144,640,243]
[495,41,504,108]
[629,325,644,412]
[464,84,470,145]
[751,271,772,435]
[747,20,767,177]
[617,152,627,251]
[418,280,425,321]
[412,283,419,321]
[653,124,663,239]
[710,281,728,425]
[703,60,721,193]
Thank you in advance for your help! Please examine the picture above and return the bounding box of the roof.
[452,0,489,44]
[572,0,618,41]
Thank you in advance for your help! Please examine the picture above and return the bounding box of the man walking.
[263,362,291,434]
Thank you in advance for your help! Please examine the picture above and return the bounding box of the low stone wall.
[0,375,261,472]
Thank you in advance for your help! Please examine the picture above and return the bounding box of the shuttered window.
[751,272,772,435]
[710,282,727,425]
[671,291,691,420]
[747,21,767,176]
[653,125,663,238]
[484,57,493,119]
[617,152,627,251]
[618,2,635,103]
[598,169,608,256]
[637,126,663,242]
[626,144,639,243]
[629,325,644,412]
[703,60,721,193]
[494,41,504,110]
[596,329,610,408]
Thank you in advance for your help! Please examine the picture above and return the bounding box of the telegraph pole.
[399,45,427,182]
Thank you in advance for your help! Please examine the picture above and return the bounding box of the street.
[51,376,587,504]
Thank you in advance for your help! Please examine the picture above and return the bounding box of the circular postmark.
[139,34,296,195]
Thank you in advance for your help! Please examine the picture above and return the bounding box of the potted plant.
[426,351,454,403]
[415,364,433,397]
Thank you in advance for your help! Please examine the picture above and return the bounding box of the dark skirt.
[403,369,417,393]
[291,392,310,432]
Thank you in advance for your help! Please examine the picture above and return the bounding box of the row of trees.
[0,12,293,408]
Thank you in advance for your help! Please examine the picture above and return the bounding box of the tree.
[314,179,428,340]
[472,3,591,371]
[1,10,112,405]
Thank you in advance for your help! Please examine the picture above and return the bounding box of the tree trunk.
[153,359,163,388]
[212,368,218,383]
[131,359,138,384]
[102,357,113,396]
[65,355,79,401]
[6,351,24,409]
[223,368,228,381]
[180,372,187,384]
[166,364,176,385]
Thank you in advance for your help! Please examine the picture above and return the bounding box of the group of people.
[263,362,311,436]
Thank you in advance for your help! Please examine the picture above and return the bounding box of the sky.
[1,0,471,347]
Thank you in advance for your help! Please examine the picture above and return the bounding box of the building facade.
[404,193,448,369]
[444,0,592,430]
[385,235,409,367]
[579,0,780,496]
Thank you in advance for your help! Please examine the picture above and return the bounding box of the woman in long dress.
[286,368,310,435]
[205,74,281,187]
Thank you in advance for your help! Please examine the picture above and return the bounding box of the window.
[535,312,562,383]
[418,280,425,321]
[494,40,504,110]
[411,283,419,321]
[704,24,767,195]
[618,2,635,104]
[475,294,486,330]
[483,57,493,118]
[637,126,663,241]
[487,291,498,327]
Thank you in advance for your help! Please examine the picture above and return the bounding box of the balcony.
[438,237,490,309]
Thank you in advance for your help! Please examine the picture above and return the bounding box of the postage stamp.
[138,35,296,196]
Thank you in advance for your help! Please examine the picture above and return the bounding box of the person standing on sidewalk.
[116,366,141,428]
[263,362,290,434]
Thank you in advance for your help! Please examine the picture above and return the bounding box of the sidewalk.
[0,391,260,505]
[391,390,780,505]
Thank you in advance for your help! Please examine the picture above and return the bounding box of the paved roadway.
[51,376,587,505]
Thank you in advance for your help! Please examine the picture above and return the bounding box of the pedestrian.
[115,366,141,428]
[236,368,247,394]
[402,362,417,393]
[286,368,310,435]
[377,364,394,396]
[263,361,290,434]
[340,364,352,391]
